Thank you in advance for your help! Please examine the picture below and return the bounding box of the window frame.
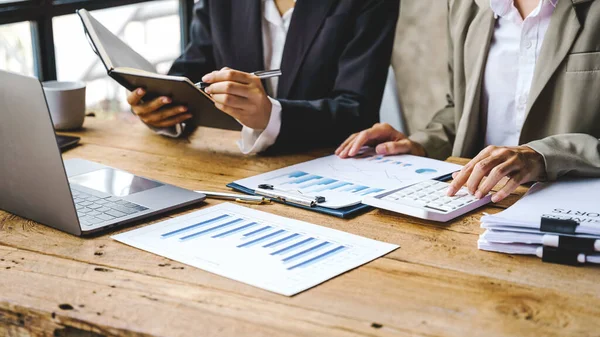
[0,0,194,81]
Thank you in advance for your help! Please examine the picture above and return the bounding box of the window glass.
[0,21,35,77]
[53,0,181,115]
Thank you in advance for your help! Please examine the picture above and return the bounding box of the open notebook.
[77,9,241,131]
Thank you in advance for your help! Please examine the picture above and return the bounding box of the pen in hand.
[195,69,282,90]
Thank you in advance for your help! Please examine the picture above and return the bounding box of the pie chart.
[415,168,438,174]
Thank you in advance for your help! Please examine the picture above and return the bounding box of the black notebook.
[77,9,241,131]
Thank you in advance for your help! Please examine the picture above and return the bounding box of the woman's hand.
[335,123,426,158]
[203,67,272,130]
[447,145,546,203]
[127,88,192,128]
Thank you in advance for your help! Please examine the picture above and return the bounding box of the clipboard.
[226,183,373,218]
[227,174,454,219]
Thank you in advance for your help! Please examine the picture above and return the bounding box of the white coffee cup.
[42,81,86,131]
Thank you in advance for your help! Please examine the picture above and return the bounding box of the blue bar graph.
[314,181,352,192]
[267,171,308,181]
[271,238,316,256]
[282,242,332,263]
[263,233,300,248]
[161,214,230,238]
[298,178,337,189]
[341,185,369,193]
[359,188,385,196]
[179,218,244,241]
[284,174,322,185]
[244,226,272,238]
[212,222,258,238]
[238,229,286,248]
[378,159,392,164]
[287,246,347,270]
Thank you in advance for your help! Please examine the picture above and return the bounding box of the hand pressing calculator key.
[363,180,492,222]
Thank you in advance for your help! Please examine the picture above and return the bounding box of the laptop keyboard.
[71,188,149,226]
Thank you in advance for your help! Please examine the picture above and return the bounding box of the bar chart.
[158,212,349,271]
[113,203,398,296]
[267,170,385,200]
[235,151,462,209]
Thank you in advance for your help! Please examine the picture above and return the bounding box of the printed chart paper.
[112,203,398,296]
[234,150,462,208]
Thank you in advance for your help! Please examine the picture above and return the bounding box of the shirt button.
[524,40,533,49]
[519,95,527,105]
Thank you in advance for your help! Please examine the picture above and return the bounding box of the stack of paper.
[479,178,600,265]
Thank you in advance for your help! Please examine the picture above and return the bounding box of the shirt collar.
[263,0,295,25]
[489,0,558,17]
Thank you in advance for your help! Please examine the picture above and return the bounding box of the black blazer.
[169,0,399,152]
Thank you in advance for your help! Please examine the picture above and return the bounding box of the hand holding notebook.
[77,9,240,132]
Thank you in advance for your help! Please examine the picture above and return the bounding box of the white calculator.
[363,180,492,222]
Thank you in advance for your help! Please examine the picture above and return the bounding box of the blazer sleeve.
[271,0,399,152]
[526,134,600,180]
[168,0,216,82]
[408,0,456,160]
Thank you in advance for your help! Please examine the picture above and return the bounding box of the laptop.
[0,70,206,236]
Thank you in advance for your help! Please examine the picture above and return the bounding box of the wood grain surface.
[1,117,598,337]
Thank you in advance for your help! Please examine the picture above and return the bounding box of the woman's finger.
[448,147,496,196]
[465,155,507,195]
[474,160,518,199]
[492,174,523,203]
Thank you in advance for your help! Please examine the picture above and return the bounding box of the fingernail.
[162,97,170,104]
[184,114,192,119]
[376,145,387,155]
[475,191,483,199]
[180,106,188,112]
[202,73,213,82]
[137,88,144,95]
[491,195,499,203]
[204,86,211,94]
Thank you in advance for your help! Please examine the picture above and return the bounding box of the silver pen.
[196,191,271,205]
[255,184,326,208]
[195,69,282,90]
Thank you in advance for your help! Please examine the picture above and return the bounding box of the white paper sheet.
[481,178,600,235]
[234,150,462,208]
[112,203,399,296]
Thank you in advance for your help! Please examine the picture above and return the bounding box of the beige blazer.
[409,0,600,180]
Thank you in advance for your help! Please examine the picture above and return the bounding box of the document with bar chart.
[112,203,398,296]
[234,150,462,208]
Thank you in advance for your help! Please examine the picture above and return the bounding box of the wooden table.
[1,116,599,337]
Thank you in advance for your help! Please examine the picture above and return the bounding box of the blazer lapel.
[524,0,582,122]
[278,0,336,98]
[231,0,264,73]
[454,8,495,157]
